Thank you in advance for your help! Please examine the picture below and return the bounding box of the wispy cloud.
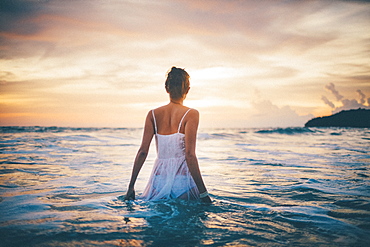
[1,0,369,127]
[321,83,370,113]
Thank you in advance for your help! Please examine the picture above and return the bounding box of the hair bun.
[165,67,190,99]
[170,67,180,74]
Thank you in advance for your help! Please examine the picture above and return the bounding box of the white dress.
[140,109,200,201]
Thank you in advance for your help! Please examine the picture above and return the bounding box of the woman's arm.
[124,111,155,200]
[184,110,212,203]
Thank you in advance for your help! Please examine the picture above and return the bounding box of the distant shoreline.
[305,108,370,128]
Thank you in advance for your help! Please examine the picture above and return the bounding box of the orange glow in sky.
[1,0,369,128]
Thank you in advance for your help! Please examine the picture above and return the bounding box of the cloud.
[334,98,369,113]
[0,0,44,34]
[321,95,335,108]
[249,100,314,127]
[325,83,343,101]
[322,83,370,113]
[357,89,366,104]
[1,0,370,127]
[196,99,314,128]
[0,0,362,61]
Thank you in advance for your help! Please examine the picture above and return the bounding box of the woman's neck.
[170,98,183,105]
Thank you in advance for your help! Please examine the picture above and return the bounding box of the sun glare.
[186,99,221,109]
[191,67,244,82]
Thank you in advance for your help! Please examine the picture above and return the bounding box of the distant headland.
[305,108,370,128]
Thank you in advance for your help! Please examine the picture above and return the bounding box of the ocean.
[0,126,369,246]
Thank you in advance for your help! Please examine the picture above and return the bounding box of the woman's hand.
[200,195,212,203]
[124,188,135,200]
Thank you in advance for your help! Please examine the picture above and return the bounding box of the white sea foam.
[0,127,369,246]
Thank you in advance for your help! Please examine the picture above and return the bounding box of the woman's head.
[165,67,190,100]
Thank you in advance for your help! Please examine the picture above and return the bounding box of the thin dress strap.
[178,109,192,133]
[151,110,157,134]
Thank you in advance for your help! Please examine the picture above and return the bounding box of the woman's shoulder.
[148,105,165,115]
[149,105,199,116]
[187,107,199,115]
[152,104,169,111]
[185,108,199,122]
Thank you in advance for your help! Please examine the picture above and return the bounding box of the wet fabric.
[140,109,200,201]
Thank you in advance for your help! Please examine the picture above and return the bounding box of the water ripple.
[0,127,369,246]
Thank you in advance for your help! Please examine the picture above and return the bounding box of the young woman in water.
[124,67,211,203]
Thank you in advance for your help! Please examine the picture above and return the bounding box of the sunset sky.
[1,0,369,128]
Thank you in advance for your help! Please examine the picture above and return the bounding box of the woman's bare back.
[152,104,191,135]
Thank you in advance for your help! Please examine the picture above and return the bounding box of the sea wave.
[0,127,369,246]
[255,127,315,134]
[0,126,130,133]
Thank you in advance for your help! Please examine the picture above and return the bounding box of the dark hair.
[165,67,190,99]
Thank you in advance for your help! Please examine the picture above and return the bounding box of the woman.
[124,67,211,203]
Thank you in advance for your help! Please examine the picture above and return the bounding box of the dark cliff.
[304,108,370,128]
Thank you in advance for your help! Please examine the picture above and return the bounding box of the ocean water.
[0,126,369,247]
